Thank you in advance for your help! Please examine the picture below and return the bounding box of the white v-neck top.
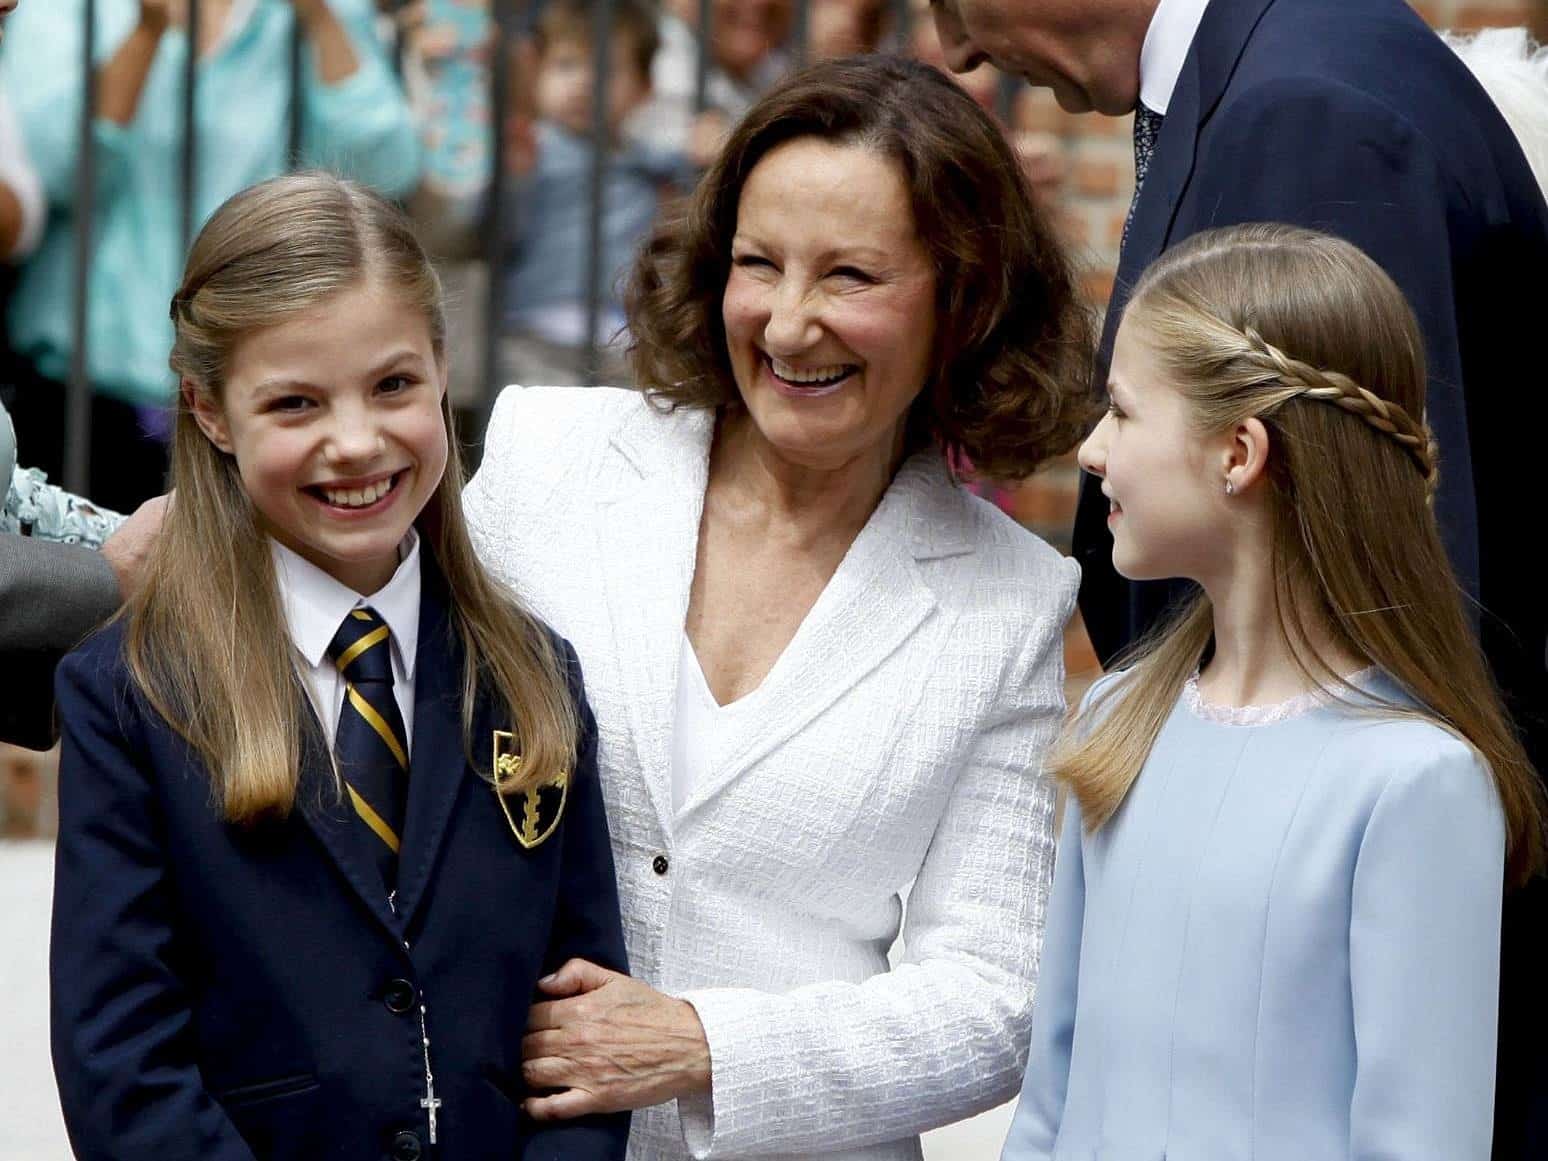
[670,634,766,813]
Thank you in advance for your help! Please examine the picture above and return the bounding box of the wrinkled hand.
[522,958,711,1120]
[101,492,169,599]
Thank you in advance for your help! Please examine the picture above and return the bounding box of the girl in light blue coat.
[0,0,420,511]
[1004,224,1545,1161]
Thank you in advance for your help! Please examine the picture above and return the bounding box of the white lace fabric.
[1182,668,1381,728]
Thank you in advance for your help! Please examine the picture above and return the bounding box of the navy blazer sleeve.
[521,638,631,1161]
[50,634,258,1161]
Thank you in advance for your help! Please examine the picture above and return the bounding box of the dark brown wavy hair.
[624,54,1096,480]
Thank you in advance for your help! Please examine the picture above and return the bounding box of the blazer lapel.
[675,456,963,821]
[394,564,468,931]
[594,402,714,838]
[294,706,401,937]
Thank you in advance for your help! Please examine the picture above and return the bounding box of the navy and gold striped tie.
[328,607,409,890]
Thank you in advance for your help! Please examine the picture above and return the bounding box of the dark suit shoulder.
[1226,0,1528,198]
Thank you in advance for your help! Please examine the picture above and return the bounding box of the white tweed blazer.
[464,385,1079,1161]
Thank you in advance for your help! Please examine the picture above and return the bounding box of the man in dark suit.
[930,0,1548,1154]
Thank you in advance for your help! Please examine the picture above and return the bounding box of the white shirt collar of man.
[270,529,423,682]
[1138,0,1212,115]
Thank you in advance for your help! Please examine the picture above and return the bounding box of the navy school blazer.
[49,563,629,1161]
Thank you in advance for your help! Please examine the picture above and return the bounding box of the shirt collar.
[1138,0,1211,115]
[270,529,422,681]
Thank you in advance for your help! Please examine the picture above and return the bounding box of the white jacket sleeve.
[675,571,1076,1158]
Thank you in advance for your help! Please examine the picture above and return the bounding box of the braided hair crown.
[1236,324,1439,494]
[1125,223,1439,499]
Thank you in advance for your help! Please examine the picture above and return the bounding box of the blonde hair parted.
[1055,223,1544,886]
[127,172,575,822]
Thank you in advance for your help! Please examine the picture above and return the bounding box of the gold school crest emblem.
[492,731,569,850]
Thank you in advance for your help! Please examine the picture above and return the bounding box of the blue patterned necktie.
[1122,103,1165,253]
[328,607,410,890]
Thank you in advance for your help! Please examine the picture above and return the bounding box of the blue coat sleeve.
[999,800,1085,1161]
[50,640,258,1161]
[299,0,421,198]
[520,639,630,1160]
[1348,741,1505,1161]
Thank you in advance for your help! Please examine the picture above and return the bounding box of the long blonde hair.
[1055,223,1545,886]
[126,172,574,822]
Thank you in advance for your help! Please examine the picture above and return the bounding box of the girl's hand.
[521,958,712,1118]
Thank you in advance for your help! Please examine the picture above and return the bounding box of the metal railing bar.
[582,0,616,385]
[694,0,712,112]
[791,0,809,69]
[478,0,518,443]
[288,16,305,166]
[181,0,200,255]
[66,0,99,495]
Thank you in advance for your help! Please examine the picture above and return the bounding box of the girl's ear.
[185,379,235,454]
[1224,415,1271,496]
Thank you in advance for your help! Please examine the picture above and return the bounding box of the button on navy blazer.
[49,562,629,1161]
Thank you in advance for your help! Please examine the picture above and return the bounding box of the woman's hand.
[521,958,712,1119]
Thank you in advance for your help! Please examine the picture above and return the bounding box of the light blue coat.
[0,0,420,408]
[1004,673,1506,1161]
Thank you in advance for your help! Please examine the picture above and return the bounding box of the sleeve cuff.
[675,988,742,1159]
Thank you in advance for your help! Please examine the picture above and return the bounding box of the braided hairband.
[1239,325,1439,495]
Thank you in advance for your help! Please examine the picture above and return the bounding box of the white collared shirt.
[270,531,422,752]
[1139,0,1212,114]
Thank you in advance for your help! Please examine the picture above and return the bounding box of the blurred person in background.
[0,0,420,514]
[629,0,790,155]
[500,0,702,387]
[806,0,889,60]
[399,0,497,414]
[0,0,159,754]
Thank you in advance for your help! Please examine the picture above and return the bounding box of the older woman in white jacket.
[465,56,1093,1161]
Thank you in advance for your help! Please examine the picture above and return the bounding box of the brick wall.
[1001,0,1547,686]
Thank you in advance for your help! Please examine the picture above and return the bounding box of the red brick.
[1071,157,1123,199]
[1450,2,1532,28]
[1064,613,1102,684]
[1081,266,1117,307]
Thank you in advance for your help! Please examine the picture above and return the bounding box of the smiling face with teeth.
[189,278,450,595]
[721,136,938,474]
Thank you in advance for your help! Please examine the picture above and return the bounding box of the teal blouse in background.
[0,0,422,409]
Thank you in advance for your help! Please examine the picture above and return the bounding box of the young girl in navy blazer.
[49,172,629,1161]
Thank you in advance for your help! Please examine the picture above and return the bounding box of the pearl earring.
[1224,478,1236,495]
